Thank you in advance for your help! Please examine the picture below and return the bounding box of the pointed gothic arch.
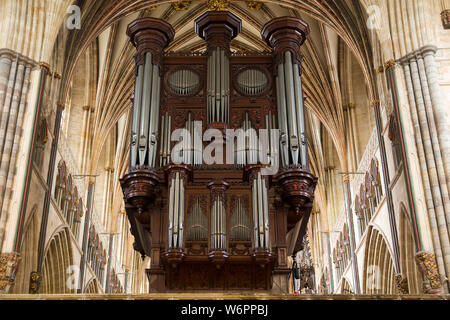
[362,226,397,294]
[84,278,101,294]
[12,205,39,293]
[40,227,75,294]
[341,276,353,295]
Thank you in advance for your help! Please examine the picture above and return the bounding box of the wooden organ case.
[120,11,317,293]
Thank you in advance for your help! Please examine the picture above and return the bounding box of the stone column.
[105,233,115,294]
[399,46,450,293]
[78,178,96,293]
[348,103,360,169]
[372,100,402,279]
[321,231,334,293]
[343,175,361,294]
[31,100,65,294]
[0,49,38,293]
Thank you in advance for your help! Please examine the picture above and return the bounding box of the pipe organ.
[121,12,317,292]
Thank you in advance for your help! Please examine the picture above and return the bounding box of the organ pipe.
[275,51,308,168]
[231,199,247,240]
[159,112,172,167]
[207,47,230,124]
[130,52,162,168]
[208,182,229,250]
[186,198,208,241]
[293,61,307,168]
[250,171,270,249]
[131,64,143,167]
[168,172,187,249]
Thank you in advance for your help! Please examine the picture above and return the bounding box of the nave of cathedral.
[0,0,449,297]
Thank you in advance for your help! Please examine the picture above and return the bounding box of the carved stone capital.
[415,251,443,294]
[0,252,21,293]
[0,49,38,68]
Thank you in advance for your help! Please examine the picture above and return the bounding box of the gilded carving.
[172,1,191,11]
[415,252,442,293]
[207,0,229,11]
[247,1,263,11]
[0,252,21,293]
[29,271,41,294]
[395,274,409,294]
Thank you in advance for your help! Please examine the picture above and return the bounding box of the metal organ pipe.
[275,51,308,167]
[187,198,206,241]
[262,177,270,248]
[173,172,180,247]
[293,63,308,168]
[207,47,230,124]
[276,66,289,167]
[159,112,166,167]
[130,51,163,168]
[257,174,264,246]
[149,63,160,168]
[252,178,258,246]
[250,171,270,250]
[210,193,227,250]
[284,51,300,165]
[211,201,216,248]
[215,48,220,122]
[140,53,153,165]
[168,172,186,249]
[131,64,144,167]
[220,49,225,122]
[210,50,216,122]
[168,175,175,248]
